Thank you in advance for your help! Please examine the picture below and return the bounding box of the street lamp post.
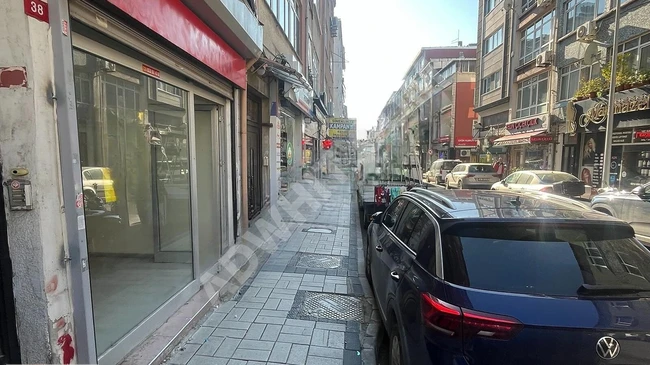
[601,0,622,188]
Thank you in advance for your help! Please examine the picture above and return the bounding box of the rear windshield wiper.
[577,284,650,295]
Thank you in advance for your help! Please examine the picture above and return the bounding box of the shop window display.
[74,49,193,354]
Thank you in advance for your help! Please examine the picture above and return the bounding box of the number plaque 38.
[24,0,49,24]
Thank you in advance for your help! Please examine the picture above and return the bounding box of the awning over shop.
[492,131,552,146]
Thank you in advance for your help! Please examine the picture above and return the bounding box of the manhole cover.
[303,227,334,234]
[296,254,342,269]
[298,292,362,321]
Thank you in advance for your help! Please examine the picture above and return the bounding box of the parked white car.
[491,170,588,198]
[426,159,461,184]
[445,163,501,189]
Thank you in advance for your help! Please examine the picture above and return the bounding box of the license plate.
[476,178,489,181]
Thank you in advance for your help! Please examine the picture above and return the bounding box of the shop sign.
[296,87,313,117]
[455,137,477,147]
[530,135,553,143]
[634,129,650,143]
[327,118,357,139]
[568,89,650,132]
[506,118,539,132]
[612,130,633,144]
[142,64,160,78]
[438,135,451,143]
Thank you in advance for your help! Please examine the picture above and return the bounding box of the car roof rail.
[409,188,455,209]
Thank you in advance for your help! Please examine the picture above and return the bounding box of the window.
[483,28,504,54]
[383,198,407,230]
[408,216,435,254]
[271,0,300,52]
[559,62,594,101]
[441,223,650,297]
[481,71,501,94]
[394,203,425,245]
[520,11,554,64]
[618,33,650,72]
[505,172,520,184]
[516,173,534,184]
[564,0,605,35]
[484,0,502,14]
[516,72,549,118]
[469,165,495,173]
[521,0,537,11]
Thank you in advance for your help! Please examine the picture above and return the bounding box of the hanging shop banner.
[634,129,650,143]
[610,128,650,145]
[327,118,357,139]
[506,117,541,133]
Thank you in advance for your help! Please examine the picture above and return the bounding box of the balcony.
[183,0,263,59]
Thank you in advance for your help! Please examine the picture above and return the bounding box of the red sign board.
[438,136,451,143]
[24,0,49,23]
[530,135,553,143]
[142,64,161,78]
[455,137,477,147]
[634,129,650,143]
[506,118,539,131]
[107,0,246,88]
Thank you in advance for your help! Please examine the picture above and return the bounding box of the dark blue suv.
[365,188,650,365]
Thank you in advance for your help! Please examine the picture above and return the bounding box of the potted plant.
[603,53,635,92]
[575,77,607,100]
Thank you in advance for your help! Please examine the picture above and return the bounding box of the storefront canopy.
[492,131,552,146]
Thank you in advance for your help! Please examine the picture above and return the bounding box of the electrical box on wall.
[4,178,33,211]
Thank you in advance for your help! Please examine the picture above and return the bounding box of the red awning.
[492,131,551,146]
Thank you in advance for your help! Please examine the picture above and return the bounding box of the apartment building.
[475,0,557,172]
[332,16,347,118]
[375,46,477,180]
[553,0,650,192]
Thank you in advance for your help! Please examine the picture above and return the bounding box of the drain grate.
[296,292,363,321]
[296,254,343,269]
[303,227,335,234]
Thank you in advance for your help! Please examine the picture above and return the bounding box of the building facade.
[375,46,478,180]
[474,0,650,190]
[0,0,333,364]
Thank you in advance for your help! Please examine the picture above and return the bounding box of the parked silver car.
[491,170,587,197]
[445,163,500,189]
[591,183,650,245]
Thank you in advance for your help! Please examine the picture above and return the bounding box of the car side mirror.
[632,187,643,196]
[371,211,383,223]
[502,180,508,186]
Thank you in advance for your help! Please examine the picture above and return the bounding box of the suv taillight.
[421,293,522,340]
[540,186,554,193]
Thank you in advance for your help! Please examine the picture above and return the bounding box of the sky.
[334,0,479,139]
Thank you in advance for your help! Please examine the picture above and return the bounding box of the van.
[427,159,461,184]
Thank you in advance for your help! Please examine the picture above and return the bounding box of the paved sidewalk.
[165,171,379,365]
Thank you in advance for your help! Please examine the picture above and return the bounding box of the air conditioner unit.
[473,120,482,130]
[459,150,471,157]
[577,21,597,43]
[536,0,553,7]
[536,50,553,67]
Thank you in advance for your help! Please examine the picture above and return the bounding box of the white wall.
[0,1,74,362]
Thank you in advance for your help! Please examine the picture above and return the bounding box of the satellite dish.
[582,43,599,66]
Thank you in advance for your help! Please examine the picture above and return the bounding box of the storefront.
[279,84,311,186]
[492,116,554,171]
[68,0,242,363]
[454,137,479,162]
[568,87,650,191]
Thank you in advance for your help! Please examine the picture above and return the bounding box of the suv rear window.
[442,223,650,296]
[441,161,459,170]
[468,165,495,173]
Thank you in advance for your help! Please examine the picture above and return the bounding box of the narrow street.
[165,169,382,365]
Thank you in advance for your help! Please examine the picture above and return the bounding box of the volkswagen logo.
[596,336,620,359]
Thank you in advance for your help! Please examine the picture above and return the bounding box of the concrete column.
[0,0,76,363]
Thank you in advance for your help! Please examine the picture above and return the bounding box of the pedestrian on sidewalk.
[493,157,505,180]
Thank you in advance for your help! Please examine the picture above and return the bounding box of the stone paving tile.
[172,176,373,365]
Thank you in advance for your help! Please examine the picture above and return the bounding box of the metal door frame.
[0,169,20,365]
